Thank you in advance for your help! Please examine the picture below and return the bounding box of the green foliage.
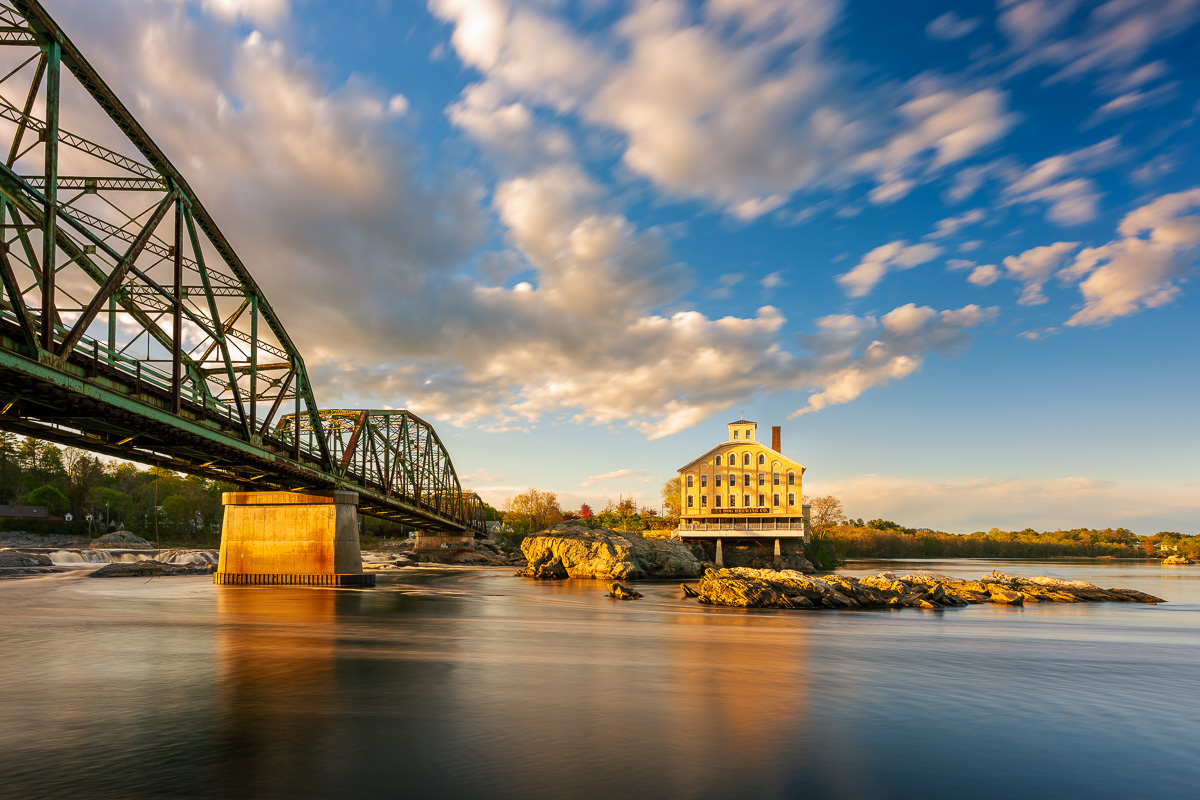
[0,435,235,546]
[502,488,563,535]
[826,524,1150,559]
[25,485,70,515]
[661,477,681,518]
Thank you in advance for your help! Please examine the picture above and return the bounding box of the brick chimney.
[771,425,781,452]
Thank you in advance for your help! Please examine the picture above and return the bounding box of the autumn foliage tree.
[502,489,564,537]
[660,476,681,518]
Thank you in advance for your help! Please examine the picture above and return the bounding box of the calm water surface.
[1,559,1197,799]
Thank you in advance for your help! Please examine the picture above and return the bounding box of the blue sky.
[46,0,1200,533]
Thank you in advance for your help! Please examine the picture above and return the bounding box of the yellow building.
[675,419,810,564]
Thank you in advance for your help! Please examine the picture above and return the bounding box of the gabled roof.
[677,439,806,473]
[727,418,757,425]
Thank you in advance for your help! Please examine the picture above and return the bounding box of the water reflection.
[0,563,1197,800]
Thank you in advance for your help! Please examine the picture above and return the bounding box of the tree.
[661,476,681,518]
[578,503,594,519]
[502,489,563,536]
[806,495,845,529]
[25,485,70,515]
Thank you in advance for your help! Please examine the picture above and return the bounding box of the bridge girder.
[0,1,483,536]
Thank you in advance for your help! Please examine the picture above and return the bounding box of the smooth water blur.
[0,559,1197,800]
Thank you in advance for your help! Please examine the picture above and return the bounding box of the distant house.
[675,418,810,564]
[0,504,50,519]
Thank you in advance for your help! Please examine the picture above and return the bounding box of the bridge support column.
[215,490,374,587]
[774,538,781,563]
[715,538,723,567]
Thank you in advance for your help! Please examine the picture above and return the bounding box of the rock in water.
[683,568,1163,610]
[518,524,702,580]
[681,583,700,598]
[89,559,211,578]
[90,531,154,549]
[607,582,643,600]
[986,586,1025,605]
[0,548,53,567]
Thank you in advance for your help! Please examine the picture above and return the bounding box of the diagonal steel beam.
[56,191,174,358]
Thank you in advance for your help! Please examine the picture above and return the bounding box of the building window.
[743,494,750,508]
[715,455,722,466]
[773,472,780,486]
[758,493,765,507]
[728,494,735,507]
[758,453,765,465]
[686,474,694,488]
[701,495,708,507]
[788,471,795,486]
[715,474,722,487]
[733,430,739,439]
[687,495,694,508]
[758,473,765,486]
[743,474,751,487]
[773,493,780,506]
[700,474,707,488]
[788,492,796,506]
[714,495,721,508]
[748,430,753,440]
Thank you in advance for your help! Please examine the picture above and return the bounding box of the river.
[0,559,1197,799]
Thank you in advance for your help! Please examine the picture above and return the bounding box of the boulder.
[681,583,700,598]
[517,525,702,580]
[607,582,643,600]
[696,569,800,609]
[1162,555,1192,565]
[90,531,153,549]
[0,548,52,567]
[88,559,211,578]
[987,586,1025,605]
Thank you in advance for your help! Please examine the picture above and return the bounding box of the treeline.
[501,489,675,542]
[825,520,1191,560]
[0,433,235,545]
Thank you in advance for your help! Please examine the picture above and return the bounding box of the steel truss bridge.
[0,1,485,535]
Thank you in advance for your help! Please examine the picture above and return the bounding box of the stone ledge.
[214,572,375,586]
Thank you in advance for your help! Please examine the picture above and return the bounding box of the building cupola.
[727,416,757,442]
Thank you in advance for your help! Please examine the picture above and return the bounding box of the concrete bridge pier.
[715,538,723,567]
[774,538,781,563]
[215,490,375,586]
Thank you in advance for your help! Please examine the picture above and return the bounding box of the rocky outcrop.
[88,559,212,577]
[0,548,52,567]
[1162,555,1193,565]
[90,531,153,549]
[684,567,1165,610]
[516,524,703,580]
[607,583,643,600]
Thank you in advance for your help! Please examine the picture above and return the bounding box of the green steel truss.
[0,1,483,535]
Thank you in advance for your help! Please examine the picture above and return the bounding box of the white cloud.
[707,272,746,299]
[1002,0,1200,89]
[837,240,944,298]
[761,271,785,289]
[1002,242,1081,305]
[44,0,1013,443]
[433,1,1018,217]
[792,303,998,415]
[926,11,981,41]
[580,468,655,487]
[854,84,1017,204]
[928,208,985,239]
[1089,81,1179,122]
[198,0,289,26]
[1001,137,1119,225]
[968,264,1001,286]
[1059,187,1200,326]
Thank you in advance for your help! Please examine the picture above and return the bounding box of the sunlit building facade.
[675,419,810,564]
